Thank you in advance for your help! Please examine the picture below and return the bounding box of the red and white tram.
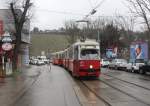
[52,39,101,78]
[51,51,64,66]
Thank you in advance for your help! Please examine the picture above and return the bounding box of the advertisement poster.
[106,47,118,59]
[130,41,148,60]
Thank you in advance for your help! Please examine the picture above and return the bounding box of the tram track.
[79,79,112,106]
[81,78,150,106]
[98,78,150,106]
[64,69,111,106]
[99,73,150,106]
[63,65,150,106]
[67,70,150,106]
[103,73,150,91]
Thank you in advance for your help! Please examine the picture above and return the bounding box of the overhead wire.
[88,0,94,9]
[35,8,131,18]
[94,0,107,10]
[84,0,107,19]
[95,0,100,5]
[35,0,107,20]
[36,9,85,16]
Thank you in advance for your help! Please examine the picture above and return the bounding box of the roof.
[73,39,99,46]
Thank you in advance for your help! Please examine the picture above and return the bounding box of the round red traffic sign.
[2,43,13,51]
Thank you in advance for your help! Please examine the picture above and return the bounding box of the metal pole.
[2,54,4,71]
[98,30,100,42]
[98,30,101,59]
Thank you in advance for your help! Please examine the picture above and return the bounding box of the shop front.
[0,33,14,77]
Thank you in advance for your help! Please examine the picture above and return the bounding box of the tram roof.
[51,50,64,55]
[73,39,99,46]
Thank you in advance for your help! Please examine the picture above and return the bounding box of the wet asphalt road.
[13,65,150,106]
[14,65,107,106]
[14,65,80,106]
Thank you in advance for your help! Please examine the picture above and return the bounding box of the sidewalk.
[0,65,41,106]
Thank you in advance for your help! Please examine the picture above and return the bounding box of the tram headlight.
[90,65,93,69]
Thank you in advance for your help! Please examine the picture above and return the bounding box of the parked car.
[138,60,150,74]
[43,58,49,64]
[125,60,133,72]
[30,59,38,65]
[117,59,127,70]
[109,59,127,70]
[36,59,45,65]
[109,59,117,69]
[101,59,110,67]
[37,56,49,64]
[131,59,145,73]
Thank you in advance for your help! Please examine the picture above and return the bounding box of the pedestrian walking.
[48,59,51,71]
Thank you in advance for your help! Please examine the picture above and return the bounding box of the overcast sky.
[0,0,129,30]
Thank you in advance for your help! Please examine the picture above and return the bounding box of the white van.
[40,56,49,64]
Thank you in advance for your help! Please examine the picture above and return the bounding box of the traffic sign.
[2,43,13,51]
[2,36,12,42]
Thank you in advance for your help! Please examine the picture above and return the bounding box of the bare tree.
[64,20,80,44]
[126,0,150,57]
[126,0,150,34]
[9,0,33,70]
[114,14,136,43]
[88,18,122,56]
[114,14,135,31]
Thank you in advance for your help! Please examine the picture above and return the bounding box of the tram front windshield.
[80,49,100,60]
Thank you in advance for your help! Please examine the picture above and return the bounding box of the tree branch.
[10,2,19,31]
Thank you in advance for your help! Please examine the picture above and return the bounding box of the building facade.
[0,9,30,76]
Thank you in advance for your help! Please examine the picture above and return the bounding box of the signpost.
[2,43,13,51]
[1,32,13,77]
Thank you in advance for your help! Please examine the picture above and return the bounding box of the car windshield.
[103,60,109,63]
[80,49,100,60]
[103,59,109,61]
[117,59,127,63]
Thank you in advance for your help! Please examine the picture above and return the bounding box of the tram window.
[74,47,78,59]
[69,48,73,59]
[60,54,62,59]
[62,53,65,59]
[80,49,99,60]
[65,52,67,58]
[56,54,58,58]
